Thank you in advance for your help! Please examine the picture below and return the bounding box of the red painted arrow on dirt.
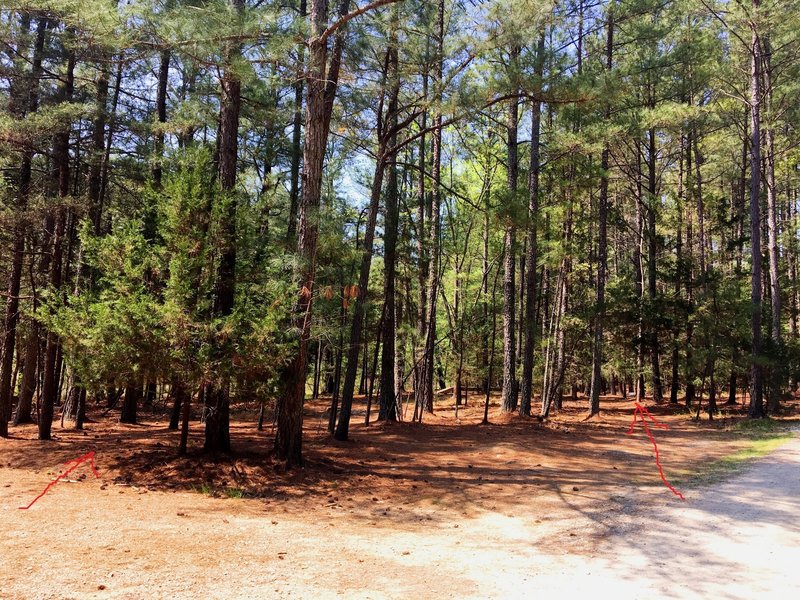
[627,402,685,501]
[19,451,100,510]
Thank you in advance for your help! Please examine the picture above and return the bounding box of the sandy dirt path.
[567,430,800,599]
[2,423,798,599]
[2,466,625,599]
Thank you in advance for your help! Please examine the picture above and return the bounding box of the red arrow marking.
[19,451,100,510]
[627,402,685,501]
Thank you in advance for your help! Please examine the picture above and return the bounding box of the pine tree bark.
[501,85,519,413]
[152,48,170,189]
[670,134,684,404]
[748,2,765,418]
[64,47,111,428]
[684,130,696,407]
[379,31,400,422]
[413,71,428,418]
[121,383,140,424]
[276,0,350,465]
[647,127,663,402]
[2,16,47,433]
[287,0,308,243]
[178,382,192,455]
[634,150,645,402]
[762,33,781,413]
[39,38,75,441]
[1,16,32,434]
[334,156,388,439]
[96,58,123,234]
[204,0,243,454]
[589,4,614,417]
[14,325,39,425]
[168,379,183,430]
[419,0,445,416]
[520,33,545,417]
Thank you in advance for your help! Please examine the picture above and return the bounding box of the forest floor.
[1,393,799,599]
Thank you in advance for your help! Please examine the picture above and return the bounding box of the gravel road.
[520,431,800,599]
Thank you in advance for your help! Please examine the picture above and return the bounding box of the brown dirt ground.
[2,393,798,599]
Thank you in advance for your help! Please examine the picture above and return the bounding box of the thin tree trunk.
[670,134,685,404]
[748,4,765,418]
[647,127,663,402]
[15,321,40,425]
[762,33,781,412]
[520,33,545,417]
[334,155,388,440]
[327,290,346,433]
[152,48,169,188]
[178,385,192,455]
[684,129,696,408]
[413,70,428,418]
[3,16,47,432]
[483,264,503,424]
[365,301,387,424]
[589,4,614,417]
[419,0,445,416]
[97,58,123,234]
[501,56,519,413]
[287,0,308,243]
[312,341,322,399]
[634,142,646,401]
[380,32,400,421]
[39,40,75,441]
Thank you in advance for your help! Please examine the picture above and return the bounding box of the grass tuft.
[676,433,795,488]
[191,483,246,499]
[730,417,796,437]
[224,487,245,499]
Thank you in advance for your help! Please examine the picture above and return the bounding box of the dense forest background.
[1,0,799,466]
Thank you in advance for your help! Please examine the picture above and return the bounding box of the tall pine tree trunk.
[762,34,781,413]
[334,154,388,439]
[276,0,349,465]
[748,3,765,418]
[39,38,75,441]
[670,134,684,404]
[287,0,308,243]
[379,28,400,422]
[419,0,445,416]
[1,15,35,435]
[520,33,545,417]
[204,0,243,453]
[589,4,614,417]
[501,78,519,413]
[634,175,645,402]
[413,71,428,419]
[64,51,111,428]
[647,127,663,402]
